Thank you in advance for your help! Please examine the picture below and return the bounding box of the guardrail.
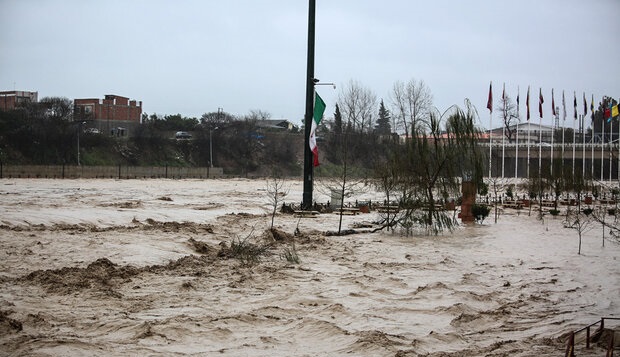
[565,317,619,357]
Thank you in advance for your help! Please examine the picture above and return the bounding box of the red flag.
[486,82,493,113]
[539,88,544,118]
[551,89,556,117]
[526,86,530,121]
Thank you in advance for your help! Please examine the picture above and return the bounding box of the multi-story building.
[74,94,142,137]
[0,90,38,111]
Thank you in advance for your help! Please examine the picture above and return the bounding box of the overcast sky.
[1,0,619,129]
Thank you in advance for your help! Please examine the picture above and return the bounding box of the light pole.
[302,0,317,210]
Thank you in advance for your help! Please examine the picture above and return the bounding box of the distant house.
[256,119,296,131]
[0,90,38,111]
[74,94,142,137]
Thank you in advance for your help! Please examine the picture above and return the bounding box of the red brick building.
[74,94,142,136]
[0,90,38,111]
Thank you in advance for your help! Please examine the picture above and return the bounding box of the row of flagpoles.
[485,81,620,181]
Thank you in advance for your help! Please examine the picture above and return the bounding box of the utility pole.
[302,0,316,210]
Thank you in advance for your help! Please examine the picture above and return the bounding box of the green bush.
[472,204,491,224]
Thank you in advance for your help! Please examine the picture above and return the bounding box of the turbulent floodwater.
[0,178,618,356]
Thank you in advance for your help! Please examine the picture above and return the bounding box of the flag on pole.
[552,89,556,117]
[573,92,577,120]
[612,104,619,118]
[583,93,587,116]
[516,88,520,117]
[605,105,611,121]
[591,94,594,114]
[309,92,326,167]
[539,88,544,118]
[486,82,493,113]
[526,86,530,120]
[562,90,566,121]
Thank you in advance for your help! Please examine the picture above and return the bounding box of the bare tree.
[338,80,377,133]
[265,168,289,230]
[497,93,519,143]
[487,177,509,223]
[564,206,594,255]
[390,79,433,139]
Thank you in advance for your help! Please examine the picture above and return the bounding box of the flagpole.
[572,92,577,177]
[528,120,531,179]
[489,111,493,178]
[551,111,554,177]
[487,81,493,178]
[515,86,520,179]
[538,88,543,179]
[302,0,316,210]
[610,119,613,181]
[550,89,555,177]
[526,86,531,179]
[590,113,594,179]
[601,112,605,182]
[502,83,506,179]
[562,90,566,177]
[539,114,542,179]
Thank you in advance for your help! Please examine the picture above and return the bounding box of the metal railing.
[565,317,619,357]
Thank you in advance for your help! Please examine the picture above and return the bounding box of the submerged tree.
[265,168,289,230]
[379,100,485,234]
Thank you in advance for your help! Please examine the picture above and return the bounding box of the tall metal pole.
[610,119,613,181]
[572,114,576,177]
[302,0,316,210]
[77,122,81,166]
[515,86,520,179]
[601,114,605,181]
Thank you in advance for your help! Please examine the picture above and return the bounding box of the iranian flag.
[309,92,326,167]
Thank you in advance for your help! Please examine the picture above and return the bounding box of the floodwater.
[0,178,618,356]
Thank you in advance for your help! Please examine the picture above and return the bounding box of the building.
[74,94,142,137]
[256,119,296,131]
[0,90,38,111]
[488,122,556,144]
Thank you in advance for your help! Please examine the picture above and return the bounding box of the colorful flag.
[309,92,326,167]
[590,94,594,114]
[605,104,611,121]
[551,89,556,117]
[486,82,493,113]
[526,86,530,121]
[538,88,544,118]
[613,104,619,118]
[562,90,566,121]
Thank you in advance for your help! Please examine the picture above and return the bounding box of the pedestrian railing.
[565,317,619,357]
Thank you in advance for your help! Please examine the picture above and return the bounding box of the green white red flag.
[309,92,326,167]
